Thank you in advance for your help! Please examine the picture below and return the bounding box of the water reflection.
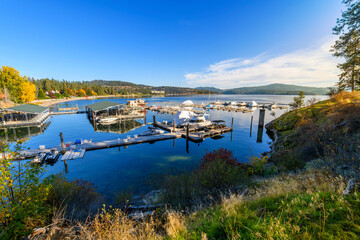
[0,120,50,142]
[91,119,143,134]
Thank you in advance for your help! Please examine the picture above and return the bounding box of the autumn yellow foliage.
[0,66,36,103]
[76,89,87,97]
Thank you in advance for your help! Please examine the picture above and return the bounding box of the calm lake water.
[11,95,328,202]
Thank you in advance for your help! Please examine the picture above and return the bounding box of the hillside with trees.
[30,78,209,99]
[196,83,331,95]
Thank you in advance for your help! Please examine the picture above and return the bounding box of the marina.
[2,94,328,198]
[9,97,280,161]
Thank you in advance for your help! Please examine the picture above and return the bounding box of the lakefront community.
[1,0,360,239]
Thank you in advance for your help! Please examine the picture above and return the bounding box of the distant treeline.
[1,66,209,103]
[30,78,209,99]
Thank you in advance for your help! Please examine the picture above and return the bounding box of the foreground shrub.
[45,173,102,221]
[0,142,52,239]
[160,148,249,208]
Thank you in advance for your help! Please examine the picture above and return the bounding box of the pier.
[154,121,233,142]
[18,119,233,159]
[19,133,181,159]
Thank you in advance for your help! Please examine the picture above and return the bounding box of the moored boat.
[248,101,258,107]
[98,117,118,125]
[139,127,165,136]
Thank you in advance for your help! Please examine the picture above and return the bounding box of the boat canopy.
[182,100,194,105]
[5,104,49,114]
[87,101,125,112]
[174,110,197,126]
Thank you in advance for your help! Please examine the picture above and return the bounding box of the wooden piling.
[144,109,147,125]
[258,109,265,128]
[153,115,156,127]
[64,159,69,173]
[173,119,176,133]
[186,124,189,153]
[231,117,234,130]
[257,124,264,143]
[60,132,65,153]
[250,116,253,137]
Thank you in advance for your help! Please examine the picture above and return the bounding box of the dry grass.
[165,211,187,238]
[249,170,347,199]
[78,207,162,240]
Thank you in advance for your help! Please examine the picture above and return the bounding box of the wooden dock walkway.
[50,111,86,115]
[154,121,232,142]
[18,122,232,159]
[19,133,180,159]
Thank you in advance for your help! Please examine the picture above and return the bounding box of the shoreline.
[32,93,210,107]
[33,94,145,107]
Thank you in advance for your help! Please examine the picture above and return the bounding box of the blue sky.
[0,0,342,88]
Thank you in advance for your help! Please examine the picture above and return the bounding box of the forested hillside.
[196,83,330,95]
[30,78,209,98]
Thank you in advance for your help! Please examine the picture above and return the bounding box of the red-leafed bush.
[160,148,249,207]
[200,148,248,170]
[197,148,249,190]
[200,148,238,168]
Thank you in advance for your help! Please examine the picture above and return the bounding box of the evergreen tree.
[37,88,46,99]
[289,91,305,109]
[332,0,360,91]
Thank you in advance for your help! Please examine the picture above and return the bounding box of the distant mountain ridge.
[196,83,330,95]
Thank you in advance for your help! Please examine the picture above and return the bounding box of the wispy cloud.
[185,39,339,88]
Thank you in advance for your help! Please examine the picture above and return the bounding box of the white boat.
[239,101,247,106]
[248,101,258,107]
[31,157,42,164]
[180,114,212,128]
[212,100,222,105]
[174,110,197,127]
[31,152,47,164]
[139,127,165,136]
[98,117,118,124]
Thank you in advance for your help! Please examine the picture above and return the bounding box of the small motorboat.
[180,114,212,128]
[139,127,165,136]
[31,152,47,164]
[223,101,231,106]
[239,101,247,106]
[98,117,118,125]
[45,149,59,162]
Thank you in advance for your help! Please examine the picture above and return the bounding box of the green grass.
[179,191,360,240]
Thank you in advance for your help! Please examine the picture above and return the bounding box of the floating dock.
[19,133,181,159]
[154,121,232,142]
[18,122,232,159]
